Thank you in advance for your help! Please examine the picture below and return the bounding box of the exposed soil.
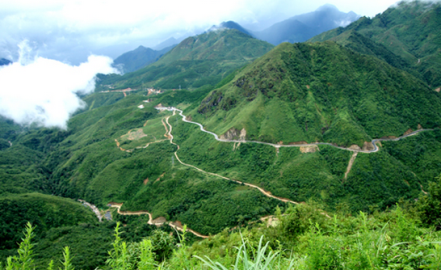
[344,152,358,181]
[300,146,318,153]
[403,128,414,136]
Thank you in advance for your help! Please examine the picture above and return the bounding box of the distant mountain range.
[253,4,359,45]
[309,1,441,89]
[112,4,359,73]
[113,45,175,73]
[0,58,12,66]
[100,28,273,90]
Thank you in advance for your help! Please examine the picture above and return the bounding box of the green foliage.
[192,41,441,146]
[0,193,97,251]
[4,222,35,270]
[195,236,294,270]
[96,29,273,90]
[3,204,441,269]
[417,174,441,229]
[310,1,441,88]
[59,247,74,270]
[147,230,175,261]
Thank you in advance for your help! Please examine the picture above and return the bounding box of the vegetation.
[113,45,175,73]
[191,41,441,147]
[2,3,441,269]
[2,198,441,269]
[96,29,273,90]
[309,0,441,88]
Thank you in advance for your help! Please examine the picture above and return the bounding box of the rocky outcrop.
[349,145,361,150]
[220,128,246,140]
[362,141,375,151]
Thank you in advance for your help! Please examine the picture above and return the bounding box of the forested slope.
[190,41,441,147]
[97,29,273,90]
[309,0,441,88]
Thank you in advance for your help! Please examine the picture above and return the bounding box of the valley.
[1,1,441,269]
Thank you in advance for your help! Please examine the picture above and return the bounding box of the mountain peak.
[316,3,338,11]
[208,21,253,37]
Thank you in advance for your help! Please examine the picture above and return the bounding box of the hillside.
[97,29,273,90]
[309,0,441,88]
[254,4,359,45]
[188,41,441,147]
[113,45,175,73]
[0,193,97,252]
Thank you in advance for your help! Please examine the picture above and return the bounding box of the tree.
[417,175,441,230]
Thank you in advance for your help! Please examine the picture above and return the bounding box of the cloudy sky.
[0,0,404,129]
[1,0,401,64]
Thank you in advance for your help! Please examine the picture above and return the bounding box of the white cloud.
[0,0,402,63]
[0,41,118,129]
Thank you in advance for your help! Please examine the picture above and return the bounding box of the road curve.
[164,116,299,205]
[156,107,434,153]
[108,203,209,239]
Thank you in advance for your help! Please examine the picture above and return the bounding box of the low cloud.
[0,41,118,129]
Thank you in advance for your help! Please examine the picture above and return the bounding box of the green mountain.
[113,45,175,73]
[254,4,359,45]
[189,41,441,147]
[309,0,441,89]
[97,29,273,90]
[0,193,97,252]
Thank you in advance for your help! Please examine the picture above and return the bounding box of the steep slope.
[254,4,359,45]
[113,45,175,73]
[325,30,423,80]
[217,21,253,37]
[97,29,273,90]
[190,42,441,147]
[0,193,97,251]
[309,1,441,88]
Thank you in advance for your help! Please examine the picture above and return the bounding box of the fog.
[0,41,118,129]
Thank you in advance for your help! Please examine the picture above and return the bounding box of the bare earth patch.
[435,87,440,92]
[300,146,319,153]
[403,128,414,136]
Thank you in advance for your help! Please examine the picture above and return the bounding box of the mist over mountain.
[153,37,180,51]
[207,21,254,37]
[113,45,175,73]
[254,4,360,45]
[310,0,441,88]
[98,28,273,90]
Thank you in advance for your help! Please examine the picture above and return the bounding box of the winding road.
[108,203,209,238]
[156,107,434,153]
[107,105,433,237]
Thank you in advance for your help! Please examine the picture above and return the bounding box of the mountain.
[309,1,441,88]
[208,21,253,37]
[0,58,12,66]
[189,41,441,147]
[153,37,179,50]
[98,28,273,90]
[254,4,360,45]
[112,45,175,73]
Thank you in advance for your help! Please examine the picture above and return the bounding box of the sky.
[0,0,402,129]
[0,0,401,64]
